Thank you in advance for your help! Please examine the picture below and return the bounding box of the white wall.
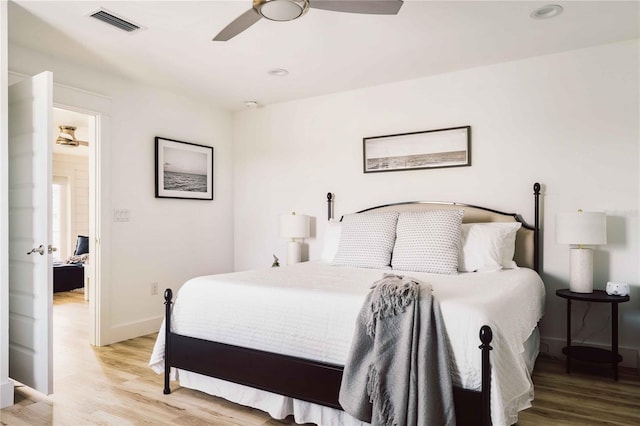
[233,40,640,365]
[9,44,235,344]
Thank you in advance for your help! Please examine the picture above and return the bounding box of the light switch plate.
[113,209,130,222]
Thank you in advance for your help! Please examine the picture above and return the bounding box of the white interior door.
[8,71,53,395]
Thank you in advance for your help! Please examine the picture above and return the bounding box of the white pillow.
[391,209,464,275]
[458,222,521,272]
[321,219,342,262]
[332,211,399,269]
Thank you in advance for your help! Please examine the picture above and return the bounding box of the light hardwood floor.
[1,291,638,425]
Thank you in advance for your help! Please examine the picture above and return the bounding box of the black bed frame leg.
[163,288,173,395]
[479,325,493,426]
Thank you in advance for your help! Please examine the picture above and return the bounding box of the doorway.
[51,106,96,345]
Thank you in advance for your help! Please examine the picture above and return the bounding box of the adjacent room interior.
[50,106,94,355]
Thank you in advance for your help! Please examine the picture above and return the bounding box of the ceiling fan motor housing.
[214,0,402,42]
[55,125,89,147]
[254,0,309,21]
[56,125,79,146]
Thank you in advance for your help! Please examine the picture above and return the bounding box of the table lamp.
[556,210,607,293]
[279,212,310,265]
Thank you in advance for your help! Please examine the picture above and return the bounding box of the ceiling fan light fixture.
[56,137,78,146]
[254,0,309,22]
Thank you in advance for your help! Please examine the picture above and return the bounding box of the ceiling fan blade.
[78,140,89,147]
[310,0,403,15]
[213,8,262,41]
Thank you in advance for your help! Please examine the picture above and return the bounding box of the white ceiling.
[8,1,639,112]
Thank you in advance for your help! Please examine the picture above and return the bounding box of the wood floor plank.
[0,291,638,425]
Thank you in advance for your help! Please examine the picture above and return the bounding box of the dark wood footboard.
[162,288,493,426]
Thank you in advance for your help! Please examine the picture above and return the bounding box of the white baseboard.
[0,379,14,409]
[107,315,163,345]
[540,336,639,370]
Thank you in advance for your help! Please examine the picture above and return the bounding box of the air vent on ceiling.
[90,9,141,32]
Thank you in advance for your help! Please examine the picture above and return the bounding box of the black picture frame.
[155,137,214,200]
[363,126,471,173]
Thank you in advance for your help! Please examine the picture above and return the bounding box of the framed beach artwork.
[155,137,214,200]
[363,126,471,173]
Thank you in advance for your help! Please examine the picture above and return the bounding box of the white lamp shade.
[279,213,310,239]
[556,211,607,245]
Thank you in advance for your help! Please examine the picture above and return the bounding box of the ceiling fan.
[56,126,89,147]
[213,0,404,41]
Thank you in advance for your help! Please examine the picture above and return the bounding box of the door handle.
[48,245,57,254]
[27,245,45,255]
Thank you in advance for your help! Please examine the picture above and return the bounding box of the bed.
[150,183,544,426]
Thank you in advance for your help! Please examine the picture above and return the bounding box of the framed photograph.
[363,126,471,173]
[155,137,214,200]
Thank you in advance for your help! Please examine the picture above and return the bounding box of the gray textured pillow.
[332,211,399,269]
[391,209,464,274]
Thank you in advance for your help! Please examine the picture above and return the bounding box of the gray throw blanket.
[339,273,455,426]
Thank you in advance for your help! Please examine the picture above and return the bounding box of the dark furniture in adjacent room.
[53,263,84,293]
[53,235,89,293]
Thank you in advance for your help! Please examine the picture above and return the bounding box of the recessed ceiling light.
[530,4,563,20]
[244,100,259,108]
[268,68,289,77]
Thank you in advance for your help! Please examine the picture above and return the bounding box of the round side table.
[556,289,630,380]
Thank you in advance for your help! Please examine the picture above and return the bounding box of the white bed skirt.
[178,369,367,426]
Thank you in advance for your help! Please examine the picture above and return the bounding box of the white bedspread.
[150,261,545,426]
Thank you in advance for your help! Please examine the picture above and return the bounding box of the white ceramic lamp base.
[569,248,594,293]
[287,241,302,265]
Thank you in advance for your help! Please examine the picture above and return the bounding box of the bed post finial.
[479,325,493,426]
[327,192,334,220]
[533,182,541,273]
[163,288,173,394]
[479,325,493,346]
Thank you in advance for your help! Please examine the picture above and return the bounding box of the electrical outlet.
[151,282,158,295]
